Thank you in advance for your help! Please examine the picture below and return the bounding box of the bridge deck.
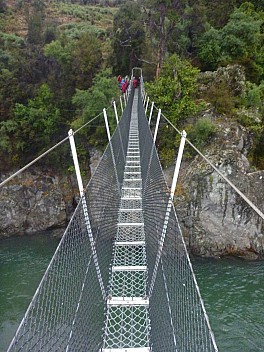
[102,91,150,351]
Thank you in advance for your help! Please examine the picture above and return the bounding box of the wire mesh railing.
[7,79,218,352]
[7,92,133,352]
[137,92,218,351]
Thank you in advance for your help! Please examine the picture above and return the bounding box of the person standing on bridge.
[120,78,125,92]
[117,75,122,88]
[121,79,127,94]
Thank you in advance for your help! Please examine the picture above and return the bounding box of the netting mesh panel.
[113,245,146,266]
[7,96,133,352]
[118,210,144,223]
[116,224,145,242]
[111,91,134,186]
[110,271,147,297]
[103,306,150,349]
[8,204,104,352]
[137,92,217,351]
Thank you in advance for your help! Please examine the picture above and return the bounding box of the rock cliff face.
[162,65,264,259]
[0,170,71,237]
[199,64,246,96]
[174,117,264,260]
[0,149,102,238]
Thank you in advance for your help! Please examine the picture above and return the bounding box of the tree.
[168,3,207,57]
[221,8,262,62]
[73,33,102,89]
[146,54,200,122]
[45,32,102,91]
[12,83,62,156]
[44,38,74,69]
[72,69,120,147]
[143,0,184,78]
[0,35,46,123]
[111,1,146,76]
[197,4,263,81]
[26,0,46,45]
[197,28,222,70]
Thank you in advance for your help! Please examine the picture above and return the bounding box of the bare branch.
[134,53,156,65]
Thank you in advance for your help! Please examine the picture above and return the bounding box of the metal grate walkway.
[102,91,150,351]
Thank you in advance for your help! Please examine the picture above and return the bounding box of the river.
[0,235,264,351]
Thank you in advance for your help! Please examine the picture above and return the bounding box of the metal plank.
[118,223,144,226]
[107,297,149,306]
[112,265,147,271]
[115,241,145,246]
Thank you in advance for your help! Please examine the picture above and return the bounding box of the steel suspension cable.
[0,136,69,188]
[0,109,110,188]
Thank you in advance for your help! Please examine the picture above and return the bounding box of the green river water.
[0,235,264,351]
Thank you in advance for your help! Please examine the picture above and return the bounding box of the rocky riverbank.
[173,116,264,260]
[0,169,74,237]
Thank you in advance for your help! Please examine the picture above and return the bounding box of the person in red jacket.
[133,77,137,88]
[122,78,128,93]
[117,75,122,89]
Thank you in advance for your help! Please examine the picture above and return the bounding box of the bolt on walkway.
[102,90,150,351]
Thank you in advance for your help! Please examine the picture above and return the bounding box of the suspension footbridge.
[5,70,263,351]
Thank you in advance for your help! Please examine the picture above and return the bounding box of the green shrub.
[189,118,217,149]
[159,147,175,168]
[204,81,236,115]
[242,81,264,110]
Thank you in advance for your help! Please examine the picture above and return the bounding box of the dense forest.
[0,0,263,173]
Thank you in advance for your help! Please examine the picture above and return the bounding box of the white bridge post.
[68,129,106,300]
[113,101,119,124]
[123,93,126,107]
[113,101,125,160]
[145,96,149,114]
[120,95,123,114]
[149,102,154,125]
[103,108,121,194]
[153,109,161,143]
[149,130,187,297]
[143,94,147,106]
[170,130,187,198]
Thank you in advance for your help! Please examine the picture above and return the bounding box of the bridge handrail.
[150,103,264,221]
[138,92,218,351]
[6,89,132,352]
